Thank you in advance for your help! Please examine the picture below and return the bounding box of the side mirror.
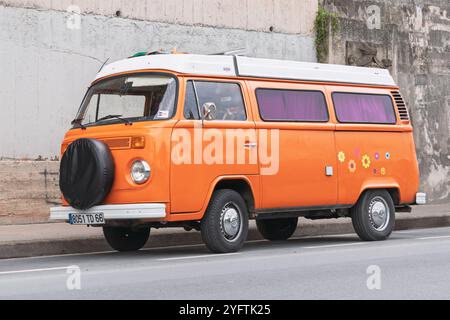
[202,102,217,120]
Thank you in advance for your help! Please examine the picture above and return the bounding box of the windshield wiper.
[96,114,132,125]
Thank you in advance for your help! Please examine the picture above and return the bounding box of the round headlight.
[130,160,151,184]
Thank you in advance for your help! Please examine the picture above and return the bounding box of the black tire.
[103,226,150,252]
[201,189,249,253]
[351,189,395,241]
[60,138,114,210]
[256,217,298,241]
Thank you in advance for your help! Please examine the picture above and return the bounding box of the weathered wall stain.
[0,161,60,224]
[39,168,60,205]
[324,0,450,201]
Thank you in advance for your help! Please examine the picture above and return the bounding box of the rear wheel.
[103,226,150,252]
[256,217,298,241]
[201,189,249,253]
[351,189,395,241]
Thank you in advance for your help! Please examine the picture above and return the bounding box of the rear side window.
[333,93,396,124]
[256,89,329,122]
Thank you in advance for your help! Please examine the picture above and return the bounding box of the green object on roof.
[131,52,147,58]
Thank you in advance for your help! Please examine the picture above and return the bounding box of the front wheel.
[103,226,150,252]
[256,217,298,241]
[201,189,249,253]
[351,189,395,241]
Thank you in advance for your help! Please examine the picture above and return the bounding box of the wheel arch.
[203,176,256,219]
[358,181,401,206]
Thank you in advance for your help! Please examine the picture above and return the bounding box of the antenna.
[98,57,110,72]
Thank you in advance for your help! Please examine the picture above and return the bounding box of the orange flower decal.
[338,151,346,163]
[362,154,371,169]
[348,160,357,173]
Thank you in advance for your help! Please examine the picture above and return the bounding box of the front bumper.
[50,203,166,221]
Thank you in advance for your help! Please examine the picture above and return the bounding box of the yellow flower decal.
[381,167,386,175]
[362,154,371,169]
[348,160,357,173]
[338,151,346,163]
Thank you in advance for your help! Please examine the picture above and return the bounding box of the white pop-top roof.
[95,54,397,87]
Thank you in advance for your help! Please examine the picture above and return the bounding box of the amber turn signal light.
[131,136,145,149]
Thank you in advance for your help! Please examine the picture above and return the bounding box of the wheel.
[256,217,298,241]
[103,226,150,252]
[351,189,395,241]
[201,189,249,253]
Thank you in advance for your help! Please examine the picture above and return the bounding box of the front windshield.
[74,74,177,127]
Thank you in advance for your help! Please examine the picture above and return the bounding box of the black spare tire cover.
[60,138,115,210]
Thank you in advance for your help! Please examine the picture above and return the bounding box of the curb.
[1,214,450,259]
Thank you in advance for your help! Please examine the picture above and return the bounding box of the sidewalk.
[1,203,450,259]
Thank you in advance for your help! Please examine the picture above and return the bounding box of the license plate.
[69,213,105,225]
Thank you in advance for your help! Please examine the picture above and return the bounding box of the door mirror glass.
[202,102,217,120]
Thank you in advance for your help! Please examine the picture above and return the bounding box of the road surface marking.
[417,235,450,240]
[0,266,70,276]
[158,253,240,261]
[303,242,367,249]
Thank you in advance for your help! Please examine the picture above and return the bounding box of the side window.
[184,81,200,120]
[256,89,329,122]
[195,82,246,121]
[333,92,396,124]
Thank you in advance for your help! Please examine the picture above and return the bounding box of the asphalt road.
[1,227,450,300]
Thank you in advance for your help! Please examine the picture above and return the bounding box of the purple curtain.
[333,93,396,124]
[257,89,328,121]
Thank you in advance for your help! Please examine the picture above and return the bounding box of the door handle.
[244,142,257,149]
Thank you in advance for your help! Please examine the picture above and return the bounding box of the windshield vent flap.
[391,91,409,121]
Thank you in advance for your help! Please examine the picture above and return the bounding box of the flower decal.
[362,154,371,169]
[373,168,378,174]
[375,152,380,160]
[338,151,346,163]
[381,167,386,175]
[385,152,391,160]
[348,160,357,173]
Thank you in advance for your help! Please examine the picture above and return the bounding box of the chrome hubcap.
[368,196,390,231]
[220,202,242,241]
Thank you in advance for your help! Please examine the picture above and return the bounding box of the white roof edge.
[95,54,397,87]
[236,56,396,87]
[95,54,237,80]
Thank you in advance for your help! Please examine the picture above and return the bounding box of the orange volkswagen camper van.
[50,52,426,253]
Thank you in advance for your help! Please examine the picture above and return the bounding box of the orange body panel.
[60,70,420,222]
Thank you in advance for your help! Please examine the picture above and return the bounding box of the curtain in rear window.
[256,89,329,122]
[333,93,396,124]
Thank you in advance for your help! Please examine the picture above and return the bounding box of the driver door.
[170,78,258,213]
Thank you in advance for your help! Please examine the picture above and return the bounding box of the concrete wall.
[1,0,449,224]
[0,1,317,159]
[0,0,318,35]
[323,0,450,202]
[0,161,59,224]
